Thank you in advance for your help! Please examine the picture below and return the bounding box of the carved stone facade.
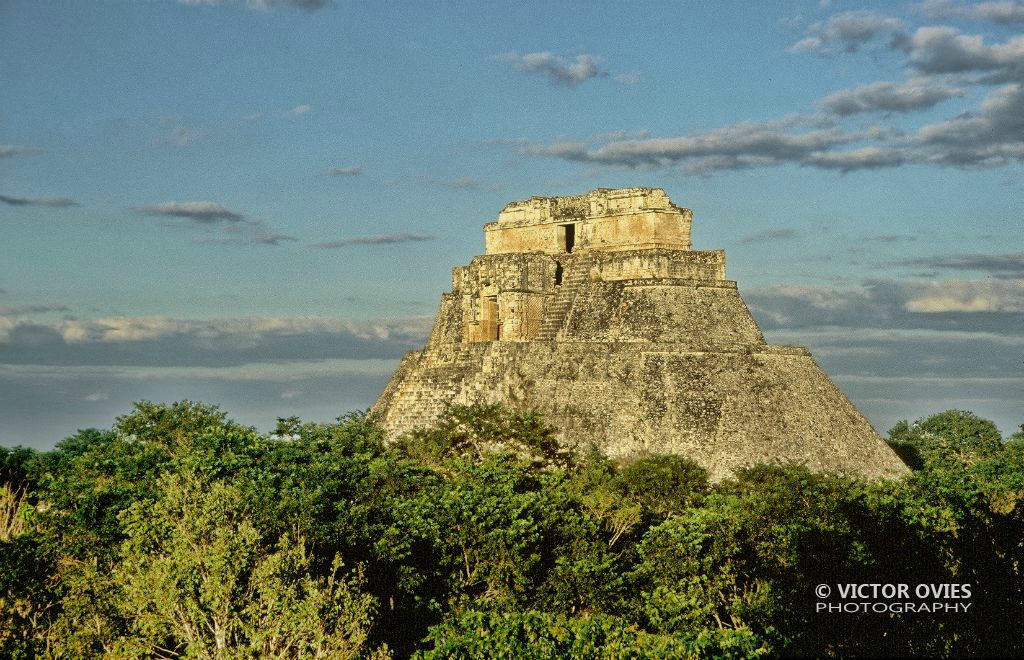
[372,188,908,481]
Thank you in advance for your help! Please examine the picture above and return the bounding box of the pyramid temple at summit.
[371,188,909,480]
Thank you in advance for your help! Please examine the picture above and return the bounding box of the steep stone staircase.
[535,259,589,340]
[383,346,484,432]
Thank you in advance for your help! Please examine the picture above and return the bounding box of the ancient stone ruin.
[372,188,908,480]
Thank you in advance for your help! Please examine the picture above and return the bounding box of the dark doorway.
[554,262,563,285]
[559,223,576,253]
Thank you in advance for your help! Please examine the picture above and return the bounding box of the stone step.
[535,257,593,340]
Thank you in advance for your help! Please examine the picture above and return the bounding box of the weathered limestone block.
[371,188,909,481]
[590,249,725,281]
[559,281,766,346]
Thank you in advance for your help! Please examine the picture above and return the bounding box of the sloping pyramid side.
[372,267,909,481]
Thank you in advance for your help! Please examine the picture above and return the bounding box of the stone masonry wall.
[484,188,693,255]
[374,341,908,481]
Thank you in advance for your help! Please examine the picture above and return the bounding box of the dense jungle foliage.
[2,402,1023,658]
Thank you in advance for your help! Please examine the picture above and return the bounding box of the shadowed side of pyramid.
[371,188,909,481]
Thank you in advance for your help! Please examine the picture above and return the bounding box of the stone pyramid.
[372,188,908,480]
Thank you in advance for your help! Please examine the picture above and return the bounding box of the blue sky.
[1,0,1022,448]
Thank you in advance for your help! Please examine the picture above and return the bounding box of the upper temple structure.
[371,188,909,480]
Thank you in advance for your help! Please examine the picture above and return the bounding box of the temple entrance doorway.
[558,224,576,253]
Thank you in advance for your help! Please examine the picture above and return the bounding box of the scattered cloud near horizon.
[2,278,1018,446]
[0,359,396,449]
[0,304,70,317]
[311,233,434,248]
[0,313,431,367]
[743,276,1024,433]
[0,194,76,207]
[903,279,1024,312]
[747,278,1024,329]
[898,252,1024,277]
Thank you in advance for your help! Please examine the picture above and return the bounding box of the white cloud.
[0,358,400,383]
[0,195,77,207]
[179,0,329,10]
[311,233,434,248]
[791,10,905,54]
[903,279,1024,312]
[136,201,245,223]
[250,231,298,246]
[283,104,312,117]
[746,278,1024,340]
[816,80,964,115]
[920,0,1024,24]
[417,175,500,191]
[248,0,328,9]
[157,126,203,147]
[516,70,1024,175]
[0,145,40,159]
[739,228,797,244]
[905,26,1024,80]
[802,146,907,172]
[790,37,826,53]
[496,52,606,87]
[0,311,432,372]
[972,1,1024,23]
[443,177,482,190]
[0,304,70,318]
[518,117,899,174]
[327,166,362,176]
[51,315,427,345]
[914,83,1024,166]
[900,251,1024,276]
[136,201,297,246]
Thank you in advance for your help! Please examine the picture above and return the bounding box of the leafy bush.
[1,402,1022,657]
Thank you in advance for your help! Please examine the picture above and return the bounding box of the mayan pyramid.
[372,188,908,480]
